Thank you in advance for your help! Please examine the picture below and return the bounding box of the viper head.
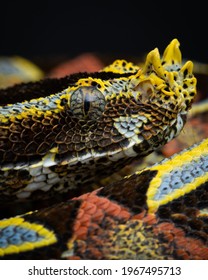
[103,39,197,156]
[0,39,197,174]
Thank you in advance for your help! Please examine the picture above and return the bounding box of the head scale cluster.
[132,38,196,112]
[0,39,197,201]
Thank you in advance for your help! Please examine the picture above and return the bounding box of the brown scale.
[156,181,208,244]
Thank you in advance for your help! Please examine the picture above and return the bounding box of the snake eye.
[70,86,106,120]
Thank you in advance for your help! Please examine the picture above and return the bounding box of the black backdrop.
[1,2,208,63]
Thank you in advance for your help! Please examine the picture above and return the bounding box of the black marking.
[84,92,91,115]
[133,140,151,154]
[60,98,67,106]
[91,81,98,87]
[17,169,31,180]
[157,181,208,241]
[183,69,188,77]
[0,153,42,167]
[98,169,157,214]
[0,71,135,106]
[189,91,195,97]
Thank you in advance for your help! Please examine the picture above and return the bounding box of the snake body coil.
[1,138,208,259]
[0,39,203,259]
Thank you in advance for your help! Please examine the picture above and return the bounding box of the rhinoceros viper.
[1,39,207,260]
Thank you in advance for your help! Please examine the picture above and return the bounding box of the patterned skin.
[0,138,208,259]
[0,39,196,204]
[0,39,202,259]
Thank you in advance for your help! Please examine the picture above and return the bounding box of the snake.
[1,38,206,259]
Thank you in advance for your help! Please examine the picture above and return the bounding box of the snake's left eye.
[70,86,106,120]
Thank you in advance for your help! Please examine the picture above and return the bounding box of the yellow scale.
[146,138,208,213]
[0,215,57,256]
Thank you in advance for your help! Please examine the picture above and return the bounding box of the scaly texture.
[0,39,202,260]
[0,138,208,259]
[0,39,196,204]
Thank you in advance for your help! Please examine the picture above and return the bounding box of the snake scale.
[1,39,207,260]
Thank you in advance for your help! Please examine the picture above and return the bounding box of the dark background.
[0,2,207,64]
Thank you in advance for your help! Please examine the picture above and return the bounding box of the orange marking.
[95,197,111,210]
[67,256,81,260]
[131,210,146,220]
[142,214,157,225]
[119,209,132,220]
[92,208,105,221]
[81,201,97,215]
[154,222,208,259]
[73,220,81,232]
[75,226,89,240]
[71,190,131,240]
[76,209,84,220]
[105,203,122,216]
